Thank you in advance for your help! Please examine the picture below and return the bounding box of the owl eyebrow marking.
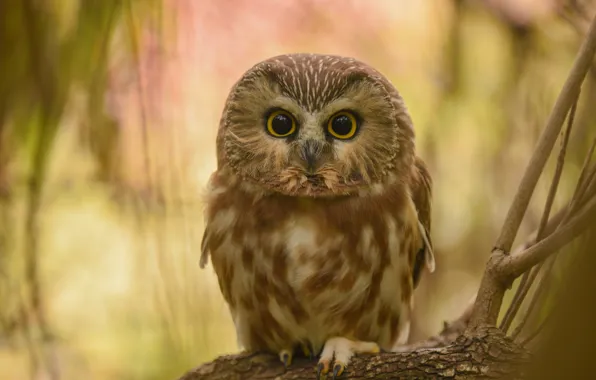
[305,71,312,109]
[320,76,330,96]
[292,73,301,99]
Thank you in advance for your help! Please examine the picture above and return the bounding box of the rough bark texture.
[177,327,530,380]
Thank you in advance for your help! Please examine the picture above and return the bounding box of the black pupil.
[271,114,293,135]
[331,115,353,136]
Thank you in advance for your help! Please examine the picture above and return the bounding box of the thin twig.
[511,255,557,340]
[499,273,530,331]
[509,207,568,255]
[572,137,596,201]
[574,163,596,208]
[536,99,577,240]
[519,308,555,347]
[500,264,541,333]
[509,136,596,338]
[494,14,596,255]
[469,14,596,328]
[499,193,596,278]
[500,97,578,333]
[569,137,596,211]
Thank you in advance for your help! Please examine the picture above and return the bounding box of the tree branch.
[510,256,557,340]
[469,12,596,329]
[177,327,530,380]
[494,13,596,255]
[499,193,596,278]
[499,97,578,333]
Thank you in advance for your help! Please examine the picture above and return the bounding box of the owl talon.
[332,363,344,379]
[279,349,293,369]
[316,360,329,379]
[317,337,380,379]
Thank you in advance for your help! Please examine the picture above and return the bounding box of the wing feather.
[410,156,434,288]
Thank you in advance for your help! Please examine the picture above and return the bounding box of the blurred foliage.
[0,0,594,379]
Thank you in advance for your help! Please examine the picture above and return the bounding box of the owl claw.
[317,337,380,378]
[279,349,293,369]
[332,362,344,379]
[316,360,329,379]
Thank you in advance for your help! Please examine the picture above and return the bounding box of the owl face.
[218,53,415,197]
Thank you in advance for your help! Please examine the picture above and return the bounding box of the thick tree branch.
[177,327,530,380]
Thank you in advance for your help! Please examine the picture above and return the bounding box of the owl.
[200,53,434,379]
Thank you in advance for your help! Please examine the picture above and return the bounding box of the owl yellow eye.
[266,110,296,137]
[327,111,358,139]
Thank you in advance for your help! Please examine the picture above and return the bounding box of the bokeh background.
[1,0,595,379]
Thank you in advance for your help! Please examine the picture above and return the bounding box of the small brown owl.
[200,53,434,379]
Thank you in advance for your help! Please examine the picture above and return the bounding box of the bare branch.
[536,99,577,240]
[500,265,541,333]
[573,162,596,211]
[500,97,578,333]
[499,194,596,279]
[178,327,530,380]
[511,256,557,340]
[509,207,567,255]
[570,137,596,208]
[469,14,596,329]
[494,14,596,254]
[519,310,554,348]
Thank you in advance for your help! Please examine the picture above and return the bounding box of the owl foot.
[315,337,380,379]
[279,349,293,368]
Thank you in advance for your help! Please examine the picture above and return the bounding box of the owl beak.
[300,139,323,173]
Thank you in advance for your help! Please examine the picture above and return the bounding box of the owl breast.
[202,169,421,354]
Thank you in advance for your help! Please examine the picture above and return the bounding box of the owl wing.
[200,226,210,268]
[410,156,435,288]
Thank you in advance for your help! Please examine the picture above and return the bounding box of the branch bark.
[499,193,596,278]
[178,327,530,380]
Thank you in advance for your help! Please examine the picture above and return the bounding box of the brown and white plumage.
[200,53,434,378]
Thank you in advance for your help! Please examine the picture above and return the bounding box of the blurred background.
[0,0,595,379]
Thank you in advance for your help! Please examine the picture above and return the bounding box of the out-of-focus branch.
[126,0,153,189]
[499,97,578,333]
[525,225,596,379]
[500,193,596,278]
[511,256,557,340]
[493,13,596,256]
[469,12,596,329]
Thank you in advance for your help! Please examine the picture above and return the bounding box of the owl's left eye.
[327,111,358,140]
[266,110,297,138]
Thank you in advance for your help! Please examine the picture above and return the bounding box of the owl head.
[217,53,416,197]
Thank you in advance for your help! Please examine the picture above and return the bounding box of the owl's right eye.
[266,110,296,138]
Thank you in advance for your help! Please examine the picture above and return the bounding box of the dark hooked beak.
[300,139,323,173]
